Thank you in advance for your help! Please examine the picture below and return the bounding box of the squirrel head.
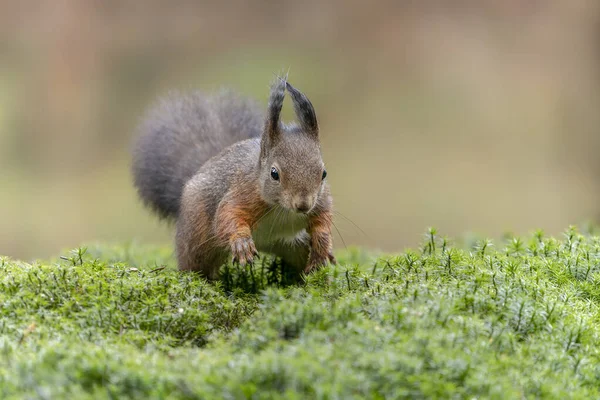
[258,78,327,214]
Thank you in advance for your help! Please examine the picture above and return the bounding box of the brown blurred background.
[1,0,599,260]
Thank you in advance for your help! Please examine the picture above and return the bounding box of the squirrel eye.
[270,167,280,181]
[322,170,327,180]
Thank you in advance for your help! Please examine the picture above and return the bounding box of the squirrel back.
[131,89,264,219]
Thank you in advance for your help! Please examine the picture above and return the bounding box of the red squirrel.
[132,77,336,280]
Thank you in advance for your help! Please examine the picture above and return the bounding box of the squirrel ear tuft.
[261,76,286,155]
[285,82,318,139]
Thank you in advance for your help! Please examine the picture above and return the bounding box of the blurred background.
[1,1,600,260]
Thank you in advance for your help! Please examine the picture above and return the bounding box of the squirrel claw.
[304,252,336,275]
[328,252,337,265]
[231,237,258,267]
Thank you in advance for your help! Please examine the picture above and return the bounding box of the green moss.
[2,227,600,398]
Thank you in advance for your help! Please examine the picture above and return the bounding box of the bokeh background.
[1,1,600,260]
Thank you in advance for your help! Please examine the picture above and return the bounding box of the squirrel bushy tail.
[131,89,264,219]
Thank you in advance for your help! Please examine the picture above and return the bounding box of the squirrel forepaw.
[304,252,336,275]
[231,237,258,267]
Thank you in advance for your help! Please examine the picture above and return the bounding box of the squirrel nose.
[295,202,311,213]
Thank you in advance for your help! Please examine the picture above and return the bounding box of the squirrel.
[132,77,336,280]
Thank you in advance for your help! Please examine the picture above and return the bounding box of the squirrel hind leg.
[177,241,226,281]
[266,235,310,276]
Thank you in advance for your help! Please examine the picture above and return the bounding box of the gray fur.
[285,81,319,137]
[261,78,286,157]
[132,79,331,277]
[259,131,325,212]
[258,78,325,213]
[132,89,263,219]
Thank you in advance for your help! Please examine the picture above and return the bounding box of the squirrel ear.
[261,77,286,156]
[285,82,318,139]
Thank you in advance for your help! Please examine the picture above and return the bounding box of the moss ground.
[2,228,600,398]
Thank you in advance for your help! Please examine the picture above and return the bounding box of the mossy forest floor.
[3,227,600,398]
